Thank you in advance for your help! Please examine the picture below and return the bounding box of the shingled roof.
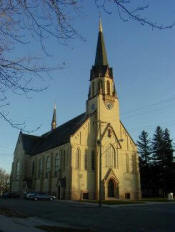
[21,113,88,155]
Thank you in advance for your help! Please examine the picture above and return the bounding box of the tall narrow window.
[75,149,81,169]
[107,80,110,95]
[126,153,129,173]
[46,156,51,178]
[84,150,88,170]
[132,153,136,173]
[32,160,35,176]
[106,145,115,168]
[91,150,95,170]
[55,153,60,177]
[38,159,42,178]
[98,80,101,93]
[92,82,95,96]
[16,161,20,179]
[62,150,65,170]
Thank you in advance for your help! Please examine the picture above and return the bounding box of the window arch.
[107,80,110,95]
[106,145,116,168]
[75,148,81,169]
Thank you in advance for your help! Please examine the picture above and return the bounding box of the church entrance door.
[108,179,115,197]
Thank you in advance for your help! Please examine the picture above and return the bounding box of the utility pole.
[97,119,102,207]
[97,83,102,208]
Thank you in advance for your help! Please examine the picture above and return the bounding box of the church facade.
[10,21,141,200]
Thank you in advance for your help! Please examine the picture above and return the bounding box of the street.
[0,199,175,232]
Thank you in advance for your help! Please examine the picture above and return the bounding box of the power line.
[122,94,175,117]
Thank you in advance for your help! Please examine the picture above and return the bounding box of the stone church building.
[10,21,141,200]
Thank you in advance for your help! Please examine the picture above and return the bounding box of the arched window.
[106,145,116,168]
[75,149,81,169]
[132,153,136,173]
[38,158,42,178]
[84,150,88,170]
[16,161,20,179]
[107,80,110,95]
[91,150,95,170]
[46,156,51,177]
[55,153,60,176]
[126,153,129,173]
[62,150,65,170]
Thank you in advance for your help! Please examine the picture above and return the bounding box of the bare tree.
[0,0,80,131]
[0,0,174,131]
[96,0,175,30]
[0,168,10,194]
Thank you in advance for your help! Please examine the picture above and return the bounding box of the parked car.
[24,192,38,199]
[29,193,55,201]
[1,192,20,199]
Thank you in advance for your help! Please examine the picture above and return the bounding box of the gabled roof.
[20,133,41,155]
[20,113,87,155]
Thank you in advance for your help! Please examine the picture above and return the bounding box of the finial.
[99,17,103,32]
[51,103,57,130]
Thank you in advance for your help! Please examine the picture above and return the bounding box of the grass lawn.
[79,198,175,205]
[141,198,175,202]
[79,200,144,205]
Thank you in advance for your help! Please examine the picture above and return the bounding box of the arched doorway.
[108,179,115,197]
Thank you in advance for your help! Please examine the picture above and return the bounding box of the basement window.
[125,193,130,199]
[83,192,89,200]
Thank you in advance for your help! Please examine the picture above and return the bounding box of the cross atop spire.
[94,18,108,66]
[99,17,103,32]
[51,104,57,130]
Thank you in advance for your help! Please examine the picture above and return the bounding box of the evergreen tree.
[152,126,165,165]
[137,130,152,197]
[152,126,174,196]
[137,130,151,166]
[163,128,174,166]
[163,128,174,193]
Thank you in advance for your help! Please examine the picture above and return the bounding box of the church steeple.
[94,18,108,66]
[87,19,117,111]
[51,104,57,130]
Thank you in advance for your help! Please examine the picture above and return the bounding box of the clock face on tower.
[105,101,113,110]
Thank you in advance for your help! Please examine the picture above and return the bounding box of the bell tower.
[86,19,120,128]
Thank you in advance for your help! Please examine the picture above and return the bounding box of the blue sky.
[0,1,175,173]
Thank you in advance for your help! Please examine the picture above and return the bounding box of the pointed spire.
[95,18,108,66]
[99,17,103,32]
[51,104,57,130]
